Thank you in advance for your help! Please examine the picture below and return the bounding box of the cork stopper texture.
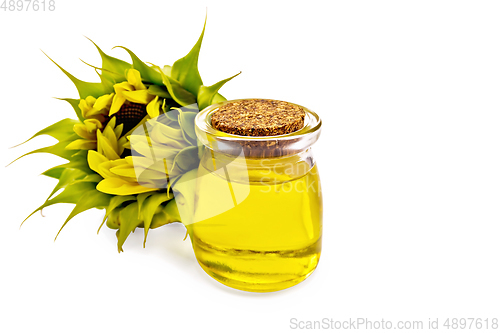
[211,99,305,136]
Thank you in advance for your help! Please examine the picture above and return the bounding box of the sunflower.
[14,18,240,252]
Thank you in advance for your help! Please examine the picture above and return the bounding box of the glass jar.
[192,99,322,292]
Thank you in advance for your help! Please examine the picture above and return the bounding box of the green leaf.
[42,51,109,99]
[12,118,80,148]
[156,67,196,106]
[55,189,111,240]
[86,37,131,82]
[114,46,163,85]
[197,72,241,111]
[139,192,174,247]
[171,16,206,95]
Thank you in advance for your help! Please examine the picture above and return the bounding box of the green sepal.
[100,195,136,232]
[57,98,85,122]
[12,118,80,148]
[165,107,180,122]
[161,65,172,77]
[177,110,198,143]
[9,135,80,166]
[197,72,241,111]
[155,120,184,141]
[172,146,199,173]
[171,169,198,226]
[42,167,64,179]
[41,151,93,179]
[80,59,121,88]
[21,181,97,227]
[139,192,173,247]
[55,189,112,240]
[86,37,131,82]
[136,192,154,214]
[150,198,182,229]
[95,69,116,95]
[42,51,110,99]
[46,168,88,200]
[117,202,143,252]
[71,173,103,184]
[115,46,163,85]
[156,66,196,106]
[171,16,206,95]
[147,85,171,99]
[212,93,227,105]
[105,208,122,230]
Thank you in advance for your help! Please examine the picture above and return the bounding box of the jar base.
[197,260,318,292]
[193,237,321,292]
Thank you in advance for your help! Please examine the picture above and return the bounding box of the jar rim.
[195,98,321,158]
[195,98,322,142]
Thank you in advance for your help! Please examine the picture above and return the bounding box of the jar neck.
[199,146,316,185]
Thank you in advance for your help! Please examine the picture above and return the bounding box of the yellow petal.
[118,136,128,156]
[85,95,97,106]
[109,93,126,116]
[74,124,94,140]
[152,121,184,141]
[146,96,160,118]
[122,140,131,150]
[107,116,117,129]
[97,159,133,181]
[78,99,90,114]
[122,90,154,104]
[97,130,120,160]
[84,106,107,119]
[94,93,114,110]
[127,69,146,90]
[65,139,96,150]
[114,123,124,139]
[84,118,103,131]
[150,126,187,149]
[96,177,157,195]
[103,124,118,153]
[88,150,111,178]
[110,163,137,178]
[131,156,176,172]
[114,81,134,93]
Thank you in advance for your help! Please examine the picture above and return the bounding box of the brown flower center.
[113,102,148,134]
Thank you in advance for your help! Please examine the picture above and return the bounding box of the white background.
[1,1,500,332]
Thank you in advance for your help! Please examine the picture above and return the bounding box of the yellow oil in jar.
[191,152,322,292]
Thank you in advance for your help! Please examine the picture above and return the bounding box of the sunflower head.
[15,17,240,252]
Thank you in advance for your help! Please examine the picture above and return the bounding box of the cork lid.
[211,99,305,136]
